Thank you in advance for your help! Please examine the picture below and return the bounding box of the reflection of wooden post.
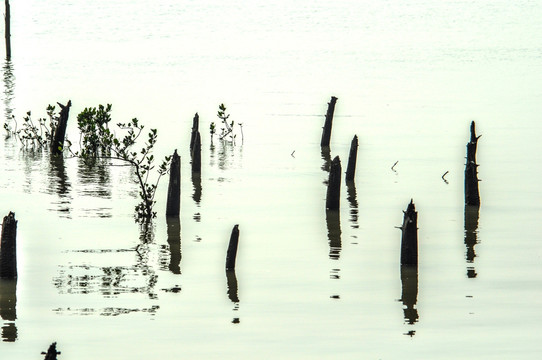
[166,216,181,274]
[51,100,71,155]
[465,121,481,206]
[4,0,10,60]
[226,270,239,303]
[166,150,180,216]
[0,278,17,342]
[326,156,341,210]
[0,212,17,279]
[400,200,418,267]
[320,96,337,147]
[400,265,419,325]
[190,113,199,152]
[326,210,341,260]
[464,205,480,278]
[225,225,240,271]
[345,135,358,181]
[191,131,201,173]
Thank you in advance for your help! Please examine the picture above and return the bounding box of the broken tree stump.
[345,135,358,182]
[320,96,338,147]
[189,113,199,152]
[225,225,240,271]
[191,131,201,173]
[326,156,341,210]
[166,149,181,217]
[465,121,481,206]
[400,200,418,267]
[0,212,17,279]
[5,0,10,60]
[51,100,71,155]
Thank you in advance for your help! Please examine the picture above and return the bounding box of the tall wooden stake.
[345,135,358,181]
[4,0,10,60]
[0,212,17,279]
[400,200,418,267]
[166,149,181,216]
[320,96,338,147]
[465,121,481,206]
[189,113,199,152]
[191,131,201,173]
[225,225,240,271]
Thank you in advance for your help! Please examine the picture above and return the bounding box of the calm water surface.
[1,0,542,359]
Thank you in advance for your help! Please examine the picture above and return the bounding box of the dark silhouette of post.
[166,216,181,274]
[464,205,480,278]
[345,135,358,181]
[465,121,481,206]
[326,156,341,210]
[326,210,342,260]
[346,181,359,228]
[320,96,338,147]
[225,225,240,271]
[190,113,199,152]
[42,342,61,360]
[51,100,71,155]
[0,278,17,342]
[400,200,418,267]
[0,212,17,279]
[226,270,239,303]
[191,131,201,173]
[4,0,10,60]
[166,149,180,216]
[400,265,419,326]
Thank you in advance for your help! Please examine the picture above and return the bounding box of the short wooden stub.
[326,156,342,210]
[225,225,240,271]
[191,131,201,173]
[465,121,481,206]
[42,342,61,360]
[51,100,72,155]
[165,150,181,217]
[345,135,358,181]
[320,96,338,147]
[400,200,418,267]
[0,212,17,279]
[189,113,199,152]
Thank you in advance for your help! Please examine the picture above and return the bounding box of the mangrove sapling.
[14,105,58,149]
[210,103,239,143]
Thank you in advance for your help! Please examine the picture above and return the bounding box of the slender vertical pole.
[4,0,10,60]
[191,131,201,173]
[189,113,199,152]
[0,212,17,279]
[400,200,418,267]
[345,135,358,181]
[166,149,181,216]
[465,121,481,206]
[225,225,240,271]
[320,96,338,147]
[326,156,341,210]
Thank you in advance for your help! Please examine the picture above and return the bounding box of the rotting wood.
[345,135,358,181]
[0,212,17,279]
[51,100,71,156]
[399,200,418,267]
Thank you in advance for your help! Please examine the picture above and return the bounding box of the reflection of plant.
[75,104,171,221]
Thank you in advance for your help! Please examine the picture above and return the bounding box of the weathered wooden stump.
[166,149,181,217]
[166,216,181,274]
[189,113,199,152]
[465,121,481,206]
[399,200,418,267]
[51,100,71,155]
[0,212,17,279]
[326,156,341,210]
[5,0,10,60]
[320,96,338,147]
[42,342,61,360]
[191,131,201,173]
[345,135,358,181]
[225,225,240,271]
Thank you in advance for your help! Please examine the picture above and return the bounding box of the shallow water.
[1,0,542,358]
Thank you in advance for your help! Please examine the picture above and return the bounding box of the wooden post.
[400,200,418,267]
[166,216,181,274]
[4,0,10,60]
[42,342,61,360]
[166,149,180,217]
[191,131,201,173]
[465,121,481,206]
[225,225,240,271]
[0,212,17,279]
[51,100,71,155]
[189,113,199,152]
[326,156,341,210]
[345,135,358,181]
[320,96,338,147]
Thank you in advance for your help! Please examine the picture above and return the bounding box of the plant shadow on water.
[47,155,72,217]
[0,279,17,342]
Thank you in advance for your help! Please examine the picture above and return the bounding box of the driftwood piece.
[399,200,418,267]
[51,100,71,155]
[326,156,341,210]
[345,135,358,181]
[225,225,240,271]
[465,121,481,206]
[0,212,17,279]
[320,96,338,147]
[166,150,181,216]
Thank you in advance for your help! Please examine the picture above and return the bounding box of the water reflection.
[346,181,359,229]
[326,210,341,260]
[0,279,17,342]
[399,265,419,329]
[48,154,72,216]
[321,146,331,173]
[3,60,15,126]
[77,157,112,199]
[191,171,202,205]
[226,270,240,323]
[464,205,480,278]
[166,217,181,274]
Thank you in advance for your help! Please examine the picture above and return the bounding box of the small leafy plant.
[210,103,243,143]
[12,105,58,148]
